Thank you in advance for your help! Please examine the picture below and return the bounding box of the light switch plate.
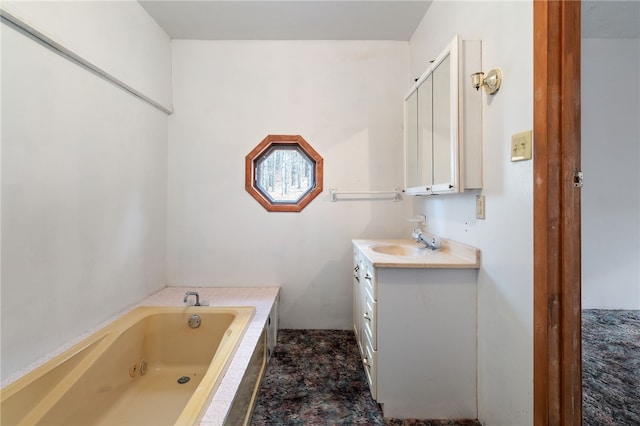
[476,195,485,220]
[511,130,533,162]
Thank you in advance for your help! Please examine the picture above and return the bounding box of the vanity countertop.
[353,237,480,269]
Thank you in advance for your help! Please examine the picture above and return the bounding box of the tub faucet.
[412,228,441,251]
[183,291,201,306]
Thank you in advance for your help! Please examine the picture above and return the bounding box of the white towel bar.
[330,187,401,202]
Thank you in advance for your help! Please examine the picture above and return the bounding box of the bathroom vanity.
[352,238,479,419]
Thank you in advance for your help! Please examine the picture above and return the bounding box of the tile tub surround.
[1,286,280,426]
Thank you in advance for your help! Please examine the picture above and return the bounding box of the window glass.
[256,146,315,203]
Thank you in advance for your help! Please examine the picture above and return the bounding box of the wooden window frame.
[245,135,323,212]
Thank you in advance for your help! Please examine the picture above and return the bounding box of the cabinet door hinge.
[573,171,583,188]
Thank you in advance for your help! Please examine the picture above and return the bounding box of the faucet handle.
[411,228,423,239]
[429,237,441,250]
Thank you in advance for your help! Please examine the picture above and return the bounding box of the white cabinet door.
[403,36,482,195]
[431,51,456,192]
[376,267,478,419]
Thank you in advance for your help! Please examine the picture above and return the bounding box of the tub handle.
[188,315,201,328]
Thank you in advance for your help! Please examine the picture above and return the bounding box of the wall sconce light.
[471,68,502,94]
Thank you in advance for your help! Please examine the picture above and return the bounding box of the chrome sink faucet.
[412,228,441,251]
[183,291,201,306]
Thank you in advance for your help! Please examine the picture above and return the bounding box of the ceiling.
[138,0,640,41]
[138,1,432,41]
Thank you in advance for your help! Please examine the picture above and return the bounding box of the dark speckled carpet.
[582,310,640,426]
[253,311,640,425]
[251,329,480,426]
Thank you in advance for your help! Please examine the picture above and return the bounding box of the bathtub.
[1,305,255,426]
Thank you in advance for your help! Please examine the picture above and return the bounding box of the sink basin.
[370,244,432,257]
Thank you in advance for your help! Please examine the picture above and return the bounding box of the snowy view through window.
[256,146,315,202]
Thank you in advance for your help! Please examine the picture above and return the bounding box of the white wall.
[1,5,170,381]
[581,38,640,309]
[1,0,172,111]
[167,40,410,329]
[408,2,533,425]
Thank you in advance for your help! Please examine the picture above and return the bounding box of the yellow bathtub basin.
[1,305,255,426]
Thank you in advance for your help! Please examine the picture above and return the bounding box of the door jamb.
[533,1,582,425]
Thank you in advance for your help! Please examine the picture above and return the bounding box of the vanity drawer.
[362,330,378,399]
[362,259,377,300]
[362,287,377,350]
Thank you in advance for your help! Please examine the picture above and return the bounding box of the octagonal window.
[246,135,323,212]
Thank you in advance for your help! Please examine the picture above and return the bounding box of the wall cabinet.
[353,243,478,419]
[404,36,482,195]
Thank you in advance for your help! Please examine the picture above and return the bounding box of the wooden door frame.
[533,1,582,425]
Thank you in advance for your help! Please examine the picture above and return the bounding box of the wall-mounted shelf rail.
[0,8,173,115]
[330,187,401,202]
